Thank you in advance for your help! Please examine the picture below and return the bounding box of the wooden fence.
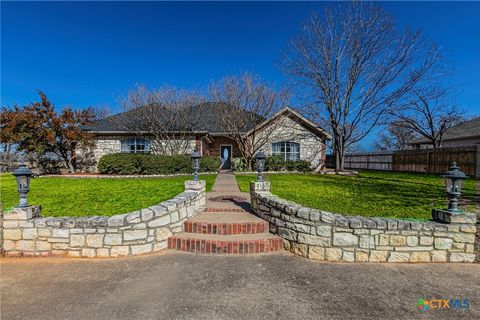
[326,145,479,177]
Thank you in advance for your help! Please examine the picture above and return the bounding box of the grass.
[0,174,216,217]
[236,171,478,220]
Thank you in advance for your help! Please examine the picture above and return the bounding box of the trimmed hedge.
[97,153,221,175]
[232,155,312,173]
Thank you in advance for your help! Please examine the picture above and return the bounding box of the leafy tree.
[0,91,97,172]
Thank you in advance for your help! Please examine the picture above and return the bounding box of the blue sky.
[2,1,479,148]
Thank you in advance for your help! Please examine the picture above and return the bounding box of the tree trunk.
[246,157,253,171]
[334,138,345,172]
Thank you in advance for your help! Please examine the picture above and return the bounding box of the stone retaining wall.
[250,182,477,263]
[1,180,205,258]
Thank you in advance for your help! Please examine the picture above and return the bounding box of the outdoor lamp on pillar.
[255,152,267,182]
[191,150,201,181]
[442,162,467,214]
[13,162,33,208]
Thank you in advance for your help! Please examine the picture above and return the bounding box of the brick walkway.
[168,172,283,254]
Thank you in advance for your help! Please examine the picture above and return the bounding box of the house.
[88,103,331,170]
[409,116,480,149]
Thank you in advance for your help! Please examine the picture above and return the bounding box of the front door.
[220,146,232,170]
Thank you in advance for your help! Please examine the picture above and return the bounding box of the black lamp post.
[443,162,467,214]
[255,152,267,182]
[191,150,201,181]
[12,162,33,208]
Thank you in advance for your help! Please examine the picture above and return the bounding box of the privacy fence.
[326,145,479,178]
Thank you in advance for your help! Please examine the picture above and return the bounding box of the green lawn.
[236,171,477,220]
[0,174,216,217]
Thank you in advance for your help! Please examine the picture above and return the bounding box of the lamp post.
[255,152,266,182]
[442,162,467,214]
[12,162,33,208]
[191,150,201,181]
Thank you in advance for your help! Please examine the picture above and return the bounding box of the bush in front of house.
[232,154,312,172]
[232,157,247,172]
[97,153,221,175]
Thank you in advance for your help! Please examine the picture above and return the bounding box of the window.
[272,141,300,160]
[121,137,151,153]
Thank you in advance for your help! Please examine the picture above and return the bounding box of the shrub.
[200,156,221,172]
[291,160,312,172]
[233,155,312,172]
[265,155,285,171]
[232,157,247,172]
[97,153,220,175]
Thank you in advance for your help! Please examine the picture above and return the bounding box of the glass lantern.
[442,162,467,213]
[12,163,33,207]
[255,152,267,182]
[191,150,202,181]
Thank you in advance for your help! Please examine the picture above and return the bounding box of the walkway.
[2,253,479,320]
[168,172,283,254]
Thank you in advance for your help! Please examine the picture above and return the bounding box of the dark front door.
[220,146,232,170]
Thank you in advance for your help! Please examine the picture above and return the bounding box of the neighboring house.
[409,116,480,149]
[87,103,331,170]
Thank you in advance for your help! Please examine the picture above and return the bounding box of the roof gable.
[248,107,331,140]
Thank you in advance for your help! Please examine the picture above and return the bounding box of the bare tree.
[374,121,416,151]
[209,73,290,170]
[282,2,442,171]
[115,85,205,155]
[389,87,464,148]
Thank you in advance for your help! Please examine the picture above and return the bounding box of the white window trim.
[272,141,300,161]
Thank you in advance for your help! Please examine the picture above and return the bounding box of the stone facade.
[257,116,327,169]
[1,180,205,258]
[92,135,197,161]
[250,181,477,263]
[93,135,123,160]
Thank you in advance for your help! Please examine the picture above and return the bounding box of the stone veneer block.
[333,233,358,246]
[388,252,410,262]
[432,209,477,224]
[250,181,271,192]
[4,206,40,220]
[325,248,342,261]
[449,253,476,263]
[185,180,206,191]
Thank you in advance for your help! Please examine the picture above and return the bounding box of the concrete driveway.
[1,251,479,320]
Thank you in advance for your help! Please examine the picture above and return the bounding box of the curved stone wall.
[1,180,205,258]
[250,182,477,263]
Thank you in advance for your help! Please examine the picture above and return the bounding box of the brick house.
[88,103,331,170]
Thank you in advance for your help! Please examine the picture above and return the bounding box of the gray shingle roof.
[87,102,260,134]
[411,116,480,144]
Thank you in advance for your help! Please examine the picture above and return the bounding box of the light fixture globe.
[442,162,467,214]
[191,150,202,181]
[255,152,267,182]
[12,163,33,208]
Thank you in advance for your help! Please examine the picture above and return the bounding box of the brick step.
[184,220,269,235]
[185,212,268,235]
[168,233,283,254]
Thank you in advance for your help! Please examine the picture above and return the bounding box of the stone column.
[249,181,271,210]
[2,206,41,257]
[432,209,477,224]
[185,180,206,212]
